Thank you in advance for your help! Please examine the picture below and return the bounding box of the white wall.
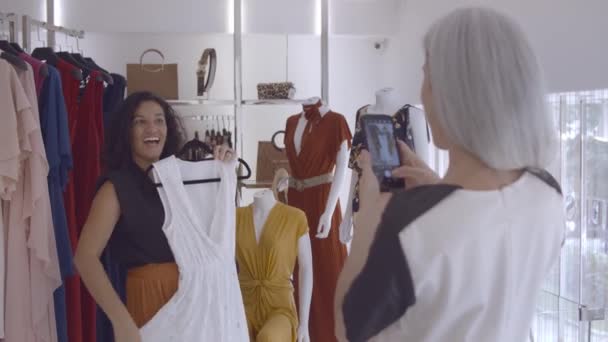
[388,0,608,103]
[2,0,45,21]
[331,0,400,35]
[244,0,317,34]
[56,0,230,33]
[54,0,400,35]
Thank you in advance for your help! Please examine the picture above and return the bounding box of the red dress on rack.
[284,108,352,342]
[72,71,105,342]
[56,58,84,342]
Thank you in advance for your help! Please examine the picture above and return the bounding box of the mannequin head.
[104,91,184,171]
[421,7,557,169]
[302,96,330,115]
[303,96,322,106]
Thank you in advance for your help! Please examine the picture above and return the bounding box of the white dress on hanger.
[143,156,248,342]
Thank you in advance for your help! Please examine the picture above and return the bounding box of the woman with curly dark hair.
[73,91,235,342]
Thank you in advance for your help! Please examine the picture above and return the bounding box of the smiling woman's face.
[130,100,168,169]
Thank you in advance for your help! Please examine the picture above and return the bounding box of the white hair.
[423,7,558,169]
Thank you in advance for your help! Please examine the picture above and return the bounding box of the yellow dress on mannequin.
[236,203,309,342]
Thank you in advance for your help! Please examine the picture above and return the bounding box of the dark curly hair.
[104,91,184,171]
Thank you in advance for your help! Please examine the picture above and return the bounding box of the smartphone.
[360,114,405,192]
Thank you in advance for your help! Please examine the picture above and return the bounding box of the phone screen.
[361,115,405,191]
[364,118,400,169]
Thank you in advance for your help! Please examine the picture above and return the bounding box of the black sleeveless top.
[98,162,174,268]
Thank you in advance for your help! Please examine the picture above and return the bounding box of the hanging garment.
[348,104,417,213]
[0,58,23,339]
[102,73,126,130]
[236,203,309,342]
[1,59,61,342]
[283,111,352,342]
[96,250,126,342]
[145,156,248,342]
[20,53,48,96]
[37,65,76,342]
[72,71,105,342]
[0,198,3,338]
[55,57,84,342]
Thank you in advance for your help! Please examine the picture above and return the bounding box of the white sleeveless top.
[142,156,248,341]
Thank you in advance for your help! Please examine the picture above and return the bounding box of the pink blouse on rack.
[20,53,47,97]
[0,62,21,200]
[1,60,61,342]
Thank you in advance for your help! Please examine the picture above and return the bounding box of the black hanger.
[13,45,49,78]
[1,51,28,71]
[72,53,113,84]
[58,51,86,68]
[0,40,20,56]
[31,47,60,66]
[55,51,85,80]
[84,57,109,74]
[178,131,214,162]
[9,42,25,54]
[149,157,252,187]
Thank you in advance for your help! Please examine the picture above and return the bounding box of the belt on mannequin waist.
[240,278,293,291]
[289,173,334,192]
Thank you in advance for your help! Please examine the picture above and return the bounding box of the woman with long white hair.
[335,7,564,342]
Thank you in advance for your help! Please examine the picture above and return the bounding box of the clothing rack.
[22,14,85,52]
[0,12,18,43]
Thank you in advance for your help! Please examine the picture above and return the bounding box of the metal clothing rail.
[22,14,84,52]
[0,12,18,43]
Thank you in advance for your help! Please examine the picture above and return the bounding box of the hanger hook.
[36,25,46,47]
[0,17,9,41]
[76,36,83,54]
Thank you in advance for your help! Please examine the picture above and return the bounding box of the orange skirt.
[126,263,179,328]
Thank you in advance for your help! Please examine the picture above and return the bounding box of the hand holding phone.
[359,115,405,192]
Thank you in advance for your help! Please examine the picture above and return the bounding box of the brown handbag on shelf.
[257,82,296,100]
[127,49,179,99]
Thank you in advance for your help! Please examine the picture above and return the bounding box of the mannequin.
[236,189,313,342]
[282,96,352,342]
[339,88,430,244]
[294,97,350,238]
[366,87,401,115]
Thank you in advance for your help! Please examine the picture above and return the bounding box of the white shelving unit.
[162,0,329,161]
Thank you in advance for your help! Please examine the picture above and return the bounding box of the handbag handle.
[197,48,217,96]
[271,130,286,152]
[139,49,165,72]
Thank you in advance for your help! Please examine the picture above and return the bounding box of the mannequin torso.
[282,97,352,342]
[290,97,350,238]
[242,189,313,342]
[252,189,277,242]
[340,88,431,244]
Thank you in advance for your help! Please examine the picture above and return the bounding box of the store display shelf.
[241,99,308,106]
[240,180,273,189]
[168,99,237,106]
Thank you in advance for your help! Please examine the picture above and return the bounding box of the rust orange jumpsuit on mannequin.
[284,106,352,342]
